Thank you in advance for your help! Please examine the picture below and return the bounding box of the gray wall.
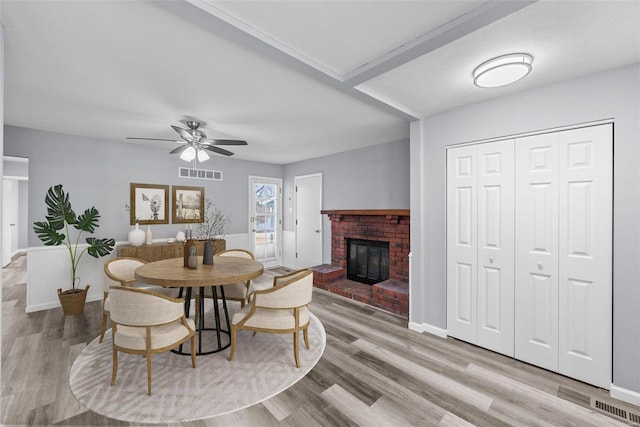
[3,126,283,246]
[283,138,410,263]
[410,63,640,392]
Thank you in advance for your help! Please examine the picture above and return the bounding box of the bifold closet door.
[447,145,478,344]
[515,124,612,389]
[557,125,612,389]
[447,141,514,356]
[514,133,560,371]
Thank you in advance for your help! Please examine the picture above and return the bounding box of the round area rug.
[69,308,325,424]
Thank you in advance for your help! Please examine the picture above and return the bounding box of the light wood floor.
[2,254,638,426]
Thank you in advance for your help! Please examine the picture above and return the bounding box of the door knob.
[315,229,320,233]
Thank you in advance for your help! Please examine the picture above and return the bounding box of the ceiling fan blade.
[203,139,248,146]
[202,145,234,156]
[126,137,178,142]
[171,125,194,141]
[169,145,188,154]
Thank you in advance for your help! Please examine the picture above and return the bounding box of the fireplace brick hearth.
[312,209,410,318]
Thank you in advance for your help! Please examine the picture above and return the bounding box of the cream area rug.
[69,306,326,424]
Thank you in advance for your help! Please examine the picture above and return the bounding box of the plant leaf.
[33,221,65,245]
[86,238,115,258]
[75,207,100,233]
[44,185,75,229]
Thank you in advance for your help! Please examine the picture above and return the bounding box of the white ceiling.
[2,0,639,165]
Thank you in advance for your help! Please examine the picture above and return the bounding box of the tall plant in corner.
[33,185,115,314]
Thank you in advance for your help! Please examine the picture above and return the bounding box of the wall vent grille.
[178,167,222,181]
[592,398,640,425]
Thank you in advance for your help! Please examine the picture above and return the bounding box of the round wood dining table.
[135,256,264,355]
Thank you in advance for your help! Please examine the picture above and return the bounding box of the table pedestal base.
[172,286,231,356]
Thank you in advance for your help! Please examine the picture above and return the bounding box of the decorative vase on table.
[183,238,195,267]
[145,225,153,245]
[188,246,198,269]
[128,223,145,247]
[203,241,214,265]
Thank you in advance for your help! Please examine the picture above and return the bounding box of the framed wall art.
[130,183,170,225]
[172,185,204,224]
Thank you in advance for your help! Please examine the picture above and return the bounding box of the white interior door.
[294,173,322,268]
[557,124,612,389]
[2,179,19,267]
[249,177,282,268]
[515,133,560,372]
[446,145,478,344]
[476,140,515,356]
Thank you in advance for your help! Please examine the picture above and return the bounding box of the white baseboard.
[610,384,640,406]
[408,321,448,338]
[26,293,103,314]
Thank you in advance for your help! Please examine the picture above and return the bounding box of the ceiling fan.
[126,120,248,162]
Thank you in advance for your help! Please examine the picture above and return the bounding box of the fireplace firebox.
[347,238,389,285]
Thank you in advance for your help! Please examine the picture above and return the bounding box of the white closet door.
[558,124,612,389]
[447,145,478,343]
[476,140,515,356]
[515,133,560,371]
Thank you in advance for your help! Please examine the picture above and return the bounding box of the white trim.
[408,321,448,338]
[445,118,614,150]
[3,155,28,163]
[2,175,28,181]
[610,384,640,406]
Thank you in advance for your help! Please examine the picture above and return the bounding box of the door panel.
[477,140,514,356]
[447,145,477,343]
[294,174,322,268]
[515,133,559,371]
[558,124,612,389]
[249,177,282,268]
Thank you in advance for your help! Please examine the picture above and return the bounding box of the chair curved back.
[218,249,254,260]
[104,257,147,287]
[254,269,313,309]
[109,286,184,327]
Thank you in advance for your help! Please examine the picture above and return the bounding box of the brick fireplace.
[312,209,409,318]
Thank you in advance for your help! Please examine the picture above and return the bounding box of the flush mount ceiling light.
[473,53,533,88]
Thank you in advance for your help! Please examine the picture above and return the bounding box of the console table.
[118,240,226,262]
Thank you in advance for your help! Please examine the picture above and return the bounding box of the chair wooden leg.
[303,326,310,349]
[146,354,152,395]
[191,335,197,368]
[110,347,118,387]
[293,330,301,368]
[240,300,245,308]
[252,331,257,337]
[228,325,236,361]
[99,313,108,343]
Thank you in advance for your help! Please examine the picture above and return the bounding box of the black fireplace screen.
[347,238,390,285]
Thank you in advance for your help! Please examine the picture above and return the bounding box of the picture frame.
[172,185,204,224]
[130,183,169,225]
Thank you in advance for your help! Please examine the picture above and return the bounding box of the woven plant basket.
[57,285,90,315]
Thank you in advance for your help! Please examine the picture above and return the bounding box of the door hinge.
[296,252,298,258]
[295,186,298,192]
[295,219,298,225]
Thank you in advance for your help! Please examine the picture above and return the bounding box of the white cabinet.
[447,124,612,389]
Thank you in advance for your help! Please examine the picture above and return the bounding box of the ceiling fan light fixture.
[180,146,196,162]
[473,53,533,88]
[197,149,210,162]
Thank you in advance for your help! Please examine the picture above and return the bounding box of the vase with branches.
[195,199,230,264]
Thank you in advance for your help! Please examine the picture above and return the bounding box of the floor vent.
[592,398,640,425]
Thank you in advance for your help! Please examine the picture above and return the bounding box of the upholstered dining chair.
[100,257,178,343]
[198,248,255,306]
[108,286,196,395]
[228,268,313,368]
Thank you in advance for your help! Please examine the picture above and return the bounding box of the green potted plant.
[195,199,230,264]
[33,184,115,315]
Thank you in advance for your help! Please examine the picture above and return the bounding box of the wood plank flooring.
[2,254,638,426]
